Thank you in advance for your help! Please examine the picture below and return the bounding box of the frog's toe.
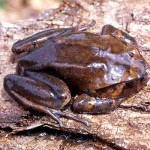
[49,109,90,127]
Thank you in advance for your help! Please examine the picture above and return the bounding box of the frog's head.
[98,38,149,87]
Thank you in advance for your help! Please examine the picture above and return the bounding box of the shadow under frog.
[3,21,149,127]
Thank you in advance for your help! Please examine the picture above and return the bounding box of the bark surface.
[0,0,150,149]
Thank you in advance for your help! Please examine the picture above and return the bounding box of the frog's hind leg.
[72,94,126,114]
[22,71,90,127]
[101,25,137,45]
[12,20,96,55]
[4,72,89,127]
[5,90,89,127]
[12,28,75,54]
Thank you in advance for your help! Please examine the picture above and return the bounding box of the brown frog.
[3,21,149,127]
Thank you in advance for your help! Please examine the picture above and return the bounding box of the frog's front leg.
[101,25,137,45]
[72,94,126,114]
[4,71,89,127]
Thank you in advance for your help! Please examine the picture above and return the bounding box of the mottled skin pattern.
[4,21,149,127]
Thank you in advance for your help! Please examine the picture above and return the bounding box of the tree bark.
[0,0,150,149]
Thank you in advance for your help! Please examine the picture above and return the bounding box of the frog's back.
[51,33,147,90]
[19,32,148,92]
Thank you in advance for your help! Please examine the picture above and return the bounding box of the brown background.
[0,0,150,149]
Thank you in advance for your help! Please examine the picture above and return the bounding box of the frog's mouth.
[94,77,147,99]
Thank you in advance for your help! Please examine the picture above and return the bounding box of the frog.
[3,21,149,127]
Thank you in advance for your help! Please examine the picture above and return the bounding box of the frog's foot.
[72,94,126,114]
[77,19,96,32]
[6,90,89,128]
[46,109,90,127]
[4,73,90,128]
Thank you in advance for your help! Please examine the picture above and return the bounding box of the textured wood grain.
[0,0,150,149]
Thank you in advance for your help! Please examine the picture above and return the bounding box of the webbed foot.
[6,90,89,128]
[46,109,90,127]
